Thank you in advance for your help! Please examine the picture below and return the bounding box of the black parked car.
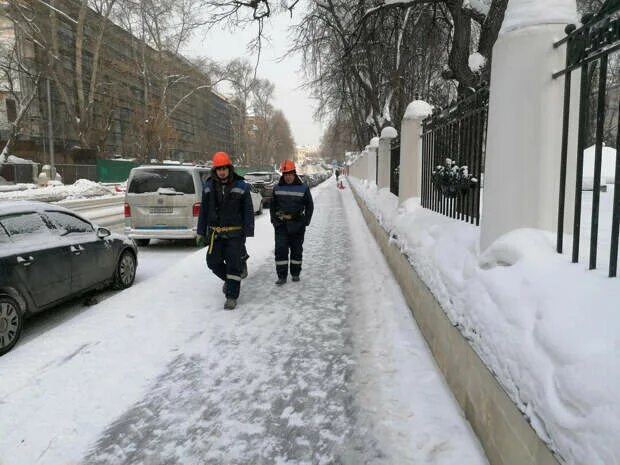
[0,201,138,355]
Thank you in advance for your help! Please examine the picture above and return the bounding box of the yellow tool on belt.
[208,226,242,254]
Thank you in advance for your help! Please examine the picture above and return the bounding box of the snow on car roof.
[0,200,74,216]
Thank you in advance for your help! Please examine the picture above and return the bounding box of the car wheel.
[0,295,23,356]
[135,239,150,247]
[112,250,137,290]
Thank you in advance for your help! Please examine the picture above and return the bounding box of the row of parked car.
[0,165,331,356]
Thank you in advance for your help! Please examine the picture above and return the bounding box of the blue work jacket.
[197,171,255,238]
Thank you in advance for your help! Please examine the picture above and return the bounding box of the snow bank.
[583,145,617,184]
[0,179,117,202]
[370,137,380,148]
[350,178,620,465]
[500,0,578,34]
[6,154,37,164]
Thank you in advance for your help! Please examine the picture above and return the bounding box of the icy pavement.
[0,178,487,465]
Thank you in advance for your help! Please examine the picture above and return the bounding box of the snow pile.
[0,179,117,202]
[583,144,617,185]
[369,137,380,148]
[380,126,398,139]
[469,53,486,73]
[5,154,37,164]
[500,0,578,34]
[404,100,433,121]
[350,178,620,465]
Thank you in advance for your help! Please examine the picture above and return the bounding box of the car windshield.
[128,169,195,194]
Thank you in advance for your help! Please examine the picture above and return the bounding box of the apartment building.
[0,0,237,164]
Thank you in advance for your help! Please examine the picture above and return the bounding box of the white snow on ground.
[350,178,620,465]
[500,0,578,34]
[0,179,118,202]
[583,144,617,186]
[0,178,487,465]
[342,182,487,464]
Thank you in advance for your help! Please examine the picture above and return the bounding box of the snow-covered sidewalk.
[0,178,486,465]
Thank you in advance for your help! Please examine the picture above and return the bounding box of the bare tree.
[292,0,453,143]
[6,0,123,150]
[112,0,213,161]
[0,36,41,162]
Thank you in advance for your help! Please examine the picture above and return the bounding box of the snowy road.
[17,240,194,349]
[0,178,487,465]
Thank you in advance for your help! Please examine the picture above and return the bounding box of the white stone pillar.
[480,1,578,250]
[378,127,397,189]
[367,140,379,185]
[358,151,368,180]
[399,100,433,203]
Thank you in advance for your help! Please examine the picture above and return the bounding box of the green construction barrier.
[96,159,138,183]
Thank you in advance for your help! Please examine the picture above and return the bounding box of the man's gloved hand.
[196,234,206,247]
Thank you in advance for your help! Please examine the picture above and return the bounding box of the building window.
[6,99,17,123]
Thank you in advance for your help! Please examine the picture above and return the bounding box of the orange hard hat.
[280,160,296,173]
[212,151,232,168]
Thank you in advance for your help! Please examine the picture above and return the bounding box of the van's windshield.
[128,169,195,194]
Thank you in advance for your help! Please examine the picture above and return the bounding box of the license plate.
[149,207,173,214]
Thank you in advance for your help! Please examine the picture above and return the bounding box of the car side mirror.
[97,227,111,239]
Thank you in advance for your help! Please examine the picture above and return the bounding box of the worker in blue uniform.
[270,160,314,285]
[197,152,254,309]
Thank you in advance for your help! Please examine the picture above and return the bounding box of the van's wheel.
[135,239,150,247]
[113,250,137,290]
[0,295,23,356]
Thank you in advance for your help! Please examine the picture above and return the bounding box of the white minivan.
[124,165,262,246]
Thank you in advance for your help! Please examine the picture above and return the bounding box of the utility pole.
[46,77,55,179]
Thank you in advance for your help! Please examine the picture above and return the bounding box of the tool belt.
[208,226,243,254]
[276,211,303,222]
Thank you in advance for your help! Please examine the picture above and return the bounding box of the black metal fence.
[421,87,489,225]
[390,139,400,196]
[0,163,38,183]
[553,2,620,277]
[55,164,97,184]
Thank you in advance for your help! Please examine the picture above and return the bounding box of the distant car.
[244,171,279,207]
[0,201,138,356]
[124,165,262,246]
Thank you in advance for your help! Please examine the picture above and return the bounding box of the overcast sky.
[183,11,324,148]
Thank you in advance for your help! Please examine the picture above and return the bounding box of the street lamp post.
[46,77,54,179]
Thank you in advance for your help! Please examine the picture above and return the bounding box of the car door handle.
[69,245,84,255]
[16,256,34,266]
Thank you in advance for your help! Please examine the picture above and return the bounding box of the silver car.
[124,165,262,246]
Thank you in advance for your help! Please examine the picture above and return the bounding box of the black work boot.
[291,275,300,282]
[222,282,228,295]
[224,298,237,310]
[275,276,287,285]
